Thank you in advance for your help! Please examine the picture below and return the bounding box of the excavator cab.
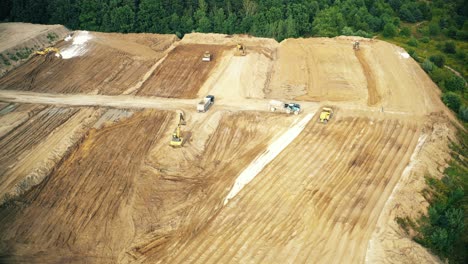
[169,113,186,147]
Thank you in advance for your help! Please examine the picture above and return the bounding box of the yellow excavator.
[235,43,246,56]
[35,47,61,58]
[169,112,186,147]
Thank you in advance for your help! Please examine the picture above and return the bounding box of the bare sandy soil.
[0,23,69,76]
[0,110,294,263]
[0,104,102,203]
[0,31,177,95]
[0,23,67,53]
[0,25,457,264]
[137,44,228,98]
[158,113,422,264]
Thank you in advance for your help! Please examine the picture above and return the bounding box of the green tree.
[110,5,134,33]
[312,6,345,37]
[445,76,465,92]
[443,42,456,54]
[79,0,101,31]
[224,12,237,34]
[169,13,180,33]
[400,26,411,37]
[285,16,297,39]
[422,59,434,72]
[429,22,440,36]
[383,23,397,38]
[442,92,461,112]
[197,16,212,33]
[213,8,226,33]
[137,0,163,32]
[429,54,446,68]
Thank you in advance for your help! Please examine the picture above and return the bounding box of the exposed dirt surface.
[137,44,229,98]
[366,113,454,264]
[0,110,293,263]
[0,23,69,76]
[269,38,368,103]
[0,28,458,264]
[267,37,446,116]
[159,114,422,264]
[0,104,102,203]
[0,31,177,95]
[354,49,380,105]
[0,110,173,263]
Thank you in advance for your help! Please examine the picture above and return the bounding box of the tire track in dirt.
[162,116,420,264]
[137,44,229,98]
[124,112,291,264]
[0,110,172,262]
[355,50,380,106]
[169,117,356,263]
[0,107,79,194]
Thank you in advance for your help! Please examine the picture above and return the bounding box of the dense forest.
[0,0,466,41]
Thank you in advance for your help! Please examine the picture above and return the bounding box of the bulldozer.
[319,107,334,124]
[202,51,211,62]
[169,112,186,148]
[235,43,246,56]
[353,41,360,51]
[35,47,61,58]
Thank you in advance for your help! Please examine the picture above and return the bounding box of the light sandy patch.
[224,113,314,205]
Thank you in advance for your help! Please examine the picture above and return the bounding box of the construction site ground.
[0,24,458,263]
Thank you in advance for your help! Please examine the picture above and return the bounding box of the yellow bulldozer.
[235,43,246,56]
[169,112,186,147]
[35,47,61,58]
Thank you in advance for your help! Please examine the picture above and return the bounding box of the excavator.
[169,112,186,147]
[35,47,61,58]
[235,43,246,56]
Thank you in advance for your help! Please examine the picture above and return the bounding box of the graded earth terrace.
[0,23,456,264]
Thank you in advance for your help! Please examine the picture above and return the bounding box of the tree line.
[0,0,464,41]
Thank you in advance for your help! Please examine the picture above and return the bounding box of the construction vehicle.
[319,107,333,123]
[353,41,360,50]
[197,95,215,113]
[35,47,61,58]
[169,112,186,147]
[269,100,301,115]
[235,43,246,56]
[202,51,212,62]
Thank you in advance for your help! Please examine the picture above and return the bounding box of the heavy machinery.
[319,107,333,123]
[235,43,246,56]
[269,100,301,115]
[197,95,215,113]
[202,51,212,62]
[353,41,360,50]
[170,112,186,147]
[35,47,61,58]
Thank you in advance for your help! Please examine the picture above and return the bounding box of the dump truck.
[319,107,333,123]
[269,100,301,115]
[202,51,211,62]
[197,95,215,113]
